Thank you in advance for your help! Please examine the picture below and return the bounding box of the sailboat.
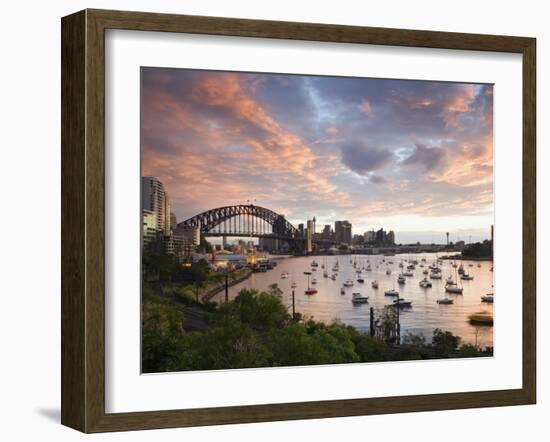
[304,273,317,295]
[445,267,463,294]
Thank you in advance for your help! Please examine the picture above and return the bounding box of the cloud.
[402,144,448,172]
[360,99,374,117]
[141,68,493,234]
[340,141,394,175]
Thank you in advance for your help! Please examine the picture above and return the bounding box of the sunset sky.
[141,67,493,244]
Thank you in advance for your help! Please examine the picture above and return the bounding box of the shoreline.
[201,269,253,302]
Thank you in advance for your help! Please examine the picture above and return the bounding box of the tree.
[141,300,186,372]
[432,328,461,356]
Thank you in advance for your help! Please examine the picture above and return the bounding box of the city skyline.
[141,67,493,244]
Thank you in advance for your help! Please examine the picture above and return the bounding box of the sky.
[141,67,494,244]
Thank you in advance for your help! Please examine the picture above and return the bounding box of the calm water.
[212,253,494,347]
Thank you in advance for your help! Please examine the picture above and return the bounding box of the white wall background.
[0,0,546,440]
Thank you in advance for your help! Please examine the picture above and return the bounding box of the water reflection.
[212,253,494,347]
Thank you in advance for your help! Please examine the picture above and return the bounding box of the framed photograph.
[61,9,536,433]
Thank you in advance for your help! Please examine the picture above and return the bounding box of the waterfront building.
[142,176,171,232]
[322,224,332,240]
[173,225,200,247]
[334,220,352,244]
[387,230,395,245]
[156,232,194,263]
[364,230,376,244]
[142,209,158,250]
[170,212,177,231]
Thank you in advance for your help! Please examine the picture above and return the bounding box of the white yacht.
[384,289,399,297]
[351,293,369,304]
[419,277,432,288]
[393,298,412,307]
[445,285,464,294]
[429,272,442,280]
[437,297,454,305]
[481,294,494,303]
[343,280,354,287]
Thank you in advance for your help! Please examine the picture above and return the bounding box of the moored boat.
[419,277,432,288]
[352,293,369,304]
[469,311,493,325]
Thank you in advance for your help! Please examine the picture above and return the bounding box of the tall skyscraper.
[334,220,352,244]
[306,219,314,253]
[142,176,171,232]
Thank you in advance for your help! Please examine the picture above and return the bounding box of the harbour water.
[211,253,494,347]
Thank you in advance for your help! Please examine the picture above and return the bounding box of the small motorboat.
[458,264,465,275]
[352,293,369,304]
[311,278,318,284]
[419,277,432,288]
[340,287,346,295]
[481,294,494,303]
[331,274,337,280]
[357,277,365,283]
[281,272,289,279]
[323,271,328,278]
[371,280,379,289]
[392,298,412,308]
[469,311,493,325]
[397,275,406,285]
[343,280,354,287]
[291,282,297,289]
[446,277,456,285]
[305,288,318,295]
[437,297,454,305]
[460,272,474,280]
[311,260,319,267]
[386,269,391,275]
[402,270,414,277]
[384,289,399,297]
[423,269,429,275]
[303,271,312,275]
[366,265,372,272]
[429,272,442,280]
[445,285,463,294]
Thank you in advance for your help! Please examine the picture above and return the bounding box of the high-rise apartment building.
[142,176,171,232]
[334,220,352,244]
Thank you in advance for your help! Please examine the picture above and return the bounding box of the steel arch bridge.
[177,204,302,242]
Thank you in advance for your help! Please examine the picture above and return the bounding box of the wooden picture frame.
[61,8,536,433]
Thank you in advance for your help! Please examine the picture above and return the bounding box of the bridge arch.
[177,204,300,240]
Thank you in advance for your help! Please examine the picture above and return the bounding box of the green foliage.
[458,343,482,357]
[432,328,461,356]
[141,299,186,373]
[462,240,493,258]
[142,252,181,282]
[142,284,491,373]
[402,332,427,347]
